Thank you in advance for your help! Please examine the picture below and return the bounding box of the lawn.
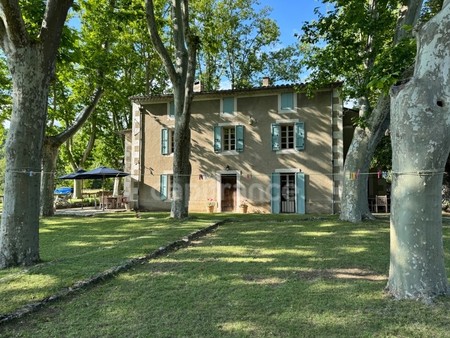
[1,213,450,337]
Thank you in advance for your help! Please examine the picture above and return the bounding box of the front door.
[281,173,296,213]
[221,174,237,212]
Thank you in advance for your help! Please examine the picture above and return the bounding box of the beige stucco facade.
[126,84,343,214]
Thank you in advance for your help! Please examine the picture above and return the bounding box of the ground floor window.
[160,174,174,200]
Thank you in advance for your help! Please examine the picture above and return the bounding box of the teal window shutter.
[296,172,305,214]
[235,125,244,152]
[214,126,222,153]
[161,128,169,155]
[271,173,281,214]
[295,122,305,150]
[281,93,294,110]
[160,174,168,200]
[223,97,234,114]
[271,123,280,151]
[169,101,175,118]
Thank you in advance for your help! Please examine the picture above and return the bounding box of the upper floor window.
[161,128,175,155]
[223,126,236,151]
[221,97,236,115]
[168,101,175,118]
[271,121,305,151]
[279,92,296,113]
[214,124,244,153]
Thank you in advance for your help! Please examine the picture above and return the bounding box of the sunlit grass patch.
[0,212,218,315]
[2,214,450,338]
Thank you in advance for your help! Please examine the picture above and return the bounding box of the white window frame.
[161,128,175,157]
[217,122,240,155]
[220,97,237,116]
[274,119,300,154]
[278,92,297,113]
[161,172,174,201]
[167,101,175,119]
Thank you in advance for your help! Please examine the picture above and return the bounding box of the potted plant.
[207,198,216,213]
[239,200,248,213]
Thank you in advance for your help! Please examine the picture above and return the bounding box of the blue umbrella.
[76,166,129,180]
[76,167,129,210]
[58,169,86,179]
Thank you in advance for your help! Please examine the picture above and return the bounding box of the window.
[161,128,175,155]
[160,174,174,200]
[280,125,294,149]
[168,101,175,118]
[221,97,235,115]
[279,92,296,112]
[214,125,244,153]
[223,127,236,151]
[271,122,305,151]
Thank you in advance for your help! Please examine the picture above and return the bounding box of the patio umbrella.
[76,166,130,210]
[76,166,129,180]
[58,169,87,208]
[58,169,86,179]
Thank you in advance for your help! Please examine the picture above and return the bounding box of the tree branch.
[39,0,73,60]
[0,0,29,53]
[394,0,424,43]
[145,0,177,83]
[52,87,103,145]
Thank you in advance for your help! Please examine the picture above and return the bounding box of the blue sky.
[260,0,326,45]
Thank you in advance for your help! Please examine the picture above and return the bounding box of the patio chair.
[375,195,389,213]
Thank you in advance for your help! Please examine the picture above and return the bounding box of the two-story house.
[124,80,344,214]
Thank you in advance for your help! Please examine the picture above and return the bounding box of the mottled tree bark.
[340,96,390,222]
[0,0,73,268]
[340,0,423,222]
[388,2,450,299]
[145,0,197,219]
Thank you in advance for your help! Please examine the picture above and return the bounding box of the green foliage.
[192,0,303,90]
[51,0,169,174]
[300,0,415,107]
[371,135,392,170]
[19,0,46,39]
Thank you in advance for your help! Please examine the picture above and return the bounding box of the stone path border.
[0,220,226,325]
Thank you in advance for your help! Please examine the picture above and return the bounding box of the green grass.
[0,212,216,315]
[1,214,450,337]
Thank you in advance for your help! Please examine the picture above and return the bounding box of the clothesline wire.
[6,168,446,178]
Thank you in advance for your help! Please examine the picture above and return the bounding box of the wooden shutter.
[161,128,169,155]
[168,101,175,118]
[271,123,281,151]
[236,125,244,152]
[222,97,234,114]
[271,173,281,214]
[296,172,305,214]
[160,174,168,200]
[295,122,305,150]
[281,93,294,110]
[214,126,222,153]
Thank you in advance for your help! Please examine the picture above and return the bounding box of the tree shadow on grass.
[4,216,450,337]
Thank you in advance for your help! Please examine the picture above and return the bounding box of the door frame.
[272,169,305,214]
[216,170,241,212]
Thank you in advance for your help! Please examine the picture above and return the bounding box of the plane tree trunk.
[145,0,198,219]
[388,1,450,300]
[340,0,423,222]
[0,0,73,268]
[340,95,390,222]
